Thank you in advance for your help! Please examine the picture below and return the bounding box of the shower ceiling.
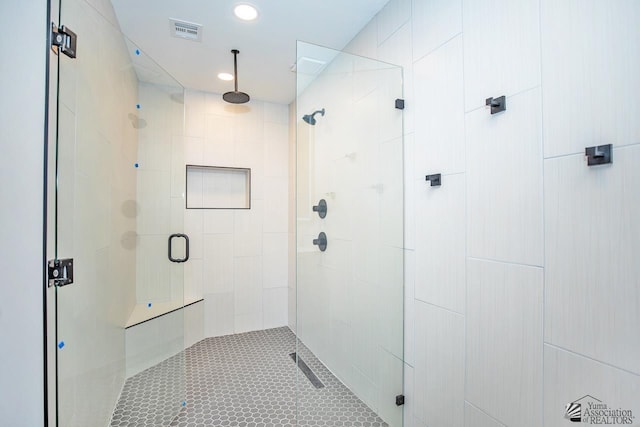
[110,0,391,104]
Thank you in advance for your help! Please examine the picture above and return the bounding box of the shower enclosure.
[295,41,405,426]
[47,0,186,425]
[46,0,404,423]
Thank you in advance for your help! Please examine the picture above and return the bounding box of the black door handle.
[168,233,190,263]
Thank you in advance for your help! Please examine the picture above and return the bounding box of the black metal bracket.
[395,99,405,110]
[396,395,405,406]
[425,173,441,187]
[585,144,612,166]
[48,258,74,287]
[51,23,77,59]
[312,199,328,219]
[485,95,506,114]
[313,232,327,252]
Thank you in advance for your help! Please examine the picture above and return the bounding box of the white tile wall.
[466,88,544,266]
[377,0,411,45]
[414,173,465,314]
[541,0,640,158]
[344,18,379,60]
[203,234,234,294]
[544,146,640,375]
[184,90,206,138]
[466,259,543,427]
[262,233,289,289]
[125,309,184,377]
[413,35,465,176]
[378,22,414,136]
[158,88,291,340]
[376,349,404,426]
[263,177,289,233]
[412,0,462,62]
[402,364,415,427]
[233,232,262,257]
[204,292,234,337]
[184,259,203,303]
[264,102,288,125]
[404,149,416,245]
[262,287,288,329]
[184,209,203,259]
[464,404,505,427]
[462,0,541,111]
[184,301,205,348]
[403,250,416,367]
[203,210,234,234]
[414,301,465,427]
[544,345,640,427]
[234,256,263,329]
[264,122,289,177]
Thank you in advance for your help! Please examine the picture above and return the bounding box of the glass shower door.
[296,41,405,426]
[51,0,186,425]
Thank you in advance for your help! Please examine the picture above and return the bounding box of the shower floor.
[110,327,388,427]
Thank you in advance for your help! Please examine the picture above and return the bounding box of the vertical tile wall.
[181,91,290,336]
[340,0,640,426]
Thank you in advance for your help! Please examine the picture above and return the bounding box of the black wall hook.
[486,96,506,114]
[585,144,612,166]
[425,174,441,187]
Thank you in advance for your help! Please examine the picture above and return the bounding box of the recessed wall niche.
[186,165,251,209]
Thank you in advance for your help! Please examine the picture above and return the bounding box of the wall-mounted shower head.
[302,108,325,125]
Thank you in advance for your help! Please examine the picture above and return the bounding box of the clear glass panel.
[54,0,185,425]
[295,41,404,426]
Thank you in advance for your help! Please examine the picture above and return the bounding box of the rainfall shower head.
[302,108,325,125]
[223,49,250,104]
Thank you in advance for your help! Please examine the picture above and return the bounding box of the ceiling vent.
[169,18,202,42]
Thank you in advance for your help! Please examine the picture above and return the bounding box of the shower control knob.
[312,232,328,252]
[312,199,327,219]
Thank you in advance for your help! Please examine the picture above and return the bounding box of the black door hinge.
[48,259,74,287]
[396,394,405,406]
[51,23,77,59]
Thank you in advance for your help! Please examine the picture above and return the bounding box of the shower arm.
[233,49,239,92]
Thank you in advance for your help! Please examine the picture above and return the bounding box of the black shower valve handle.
[312,199,327,218]
[312,232,327,252]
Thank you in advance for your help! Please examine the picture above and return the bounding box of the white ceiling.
[110,0,391,105]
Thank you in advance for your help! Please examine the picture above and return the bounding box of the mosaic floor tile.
[111,327,387,427]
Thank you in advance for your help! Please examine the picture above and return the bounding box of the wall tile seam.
[464,400,507,427]
[412,32,463,66]
[466,256,544,270]
[539,0,547,412]
[380,135,406,146]
[377,17,412,48]
[403,360,415,370]
[413,298,464,318]
[463,84,541,114]
[543,141,640,161]
[543,342,640,378]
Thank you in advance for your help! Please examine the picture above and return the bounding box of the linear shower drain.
[289,352,325,389]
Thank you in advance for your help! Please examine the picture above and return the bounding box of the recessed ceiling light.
[234,4,258,21]
[218,72,234,81]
